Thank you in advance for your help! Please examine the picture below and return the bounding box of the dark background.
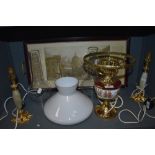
[0,26,155,128]
[1,26,155,41]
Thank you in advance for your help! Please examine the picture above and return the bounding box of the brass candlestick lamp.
[131,52,151,103]
[8,66,32,124]
[83,52,135,119]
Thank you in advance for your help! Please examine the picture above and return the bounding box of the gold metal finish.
[95,100,117,119]
[11,109,32,124]
[131,52,151,103]
[83,52,135,84]
[8,66,32,124]
[8,66,18,90]
[143,52,151,72]
[131,90,146,103]
[83,51,135,119]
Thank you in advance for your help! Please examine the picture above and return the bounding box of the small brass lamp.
[8,66,32,124]
[131,52,152,104]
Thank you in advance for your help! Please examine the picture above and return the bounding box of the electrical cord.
[118,103,144,124]
[0,97,13,121]
[17,83,38,103]
[111,95,124,109]
[18,83,39,96]
[17,83,27,92]
[130,85,146,98]
[12,84,43,129]
[0,96,19,129]
[14,109,19,129]
[98,95,124,117]
[0,83,42,129]
[12,107,17,117]
[22,90,38,103]
[12,83,42,115]
[5,82,155,126]
[13,84,37,115]
[118,86,155,124]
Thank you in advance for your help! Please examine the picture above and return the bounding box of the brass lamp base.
[131,90,146,104]
[11,109,32,124]
[95,101,117,119]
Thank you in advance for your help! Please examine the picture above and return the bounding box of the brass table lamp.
[8,66,32,124]
[83,52,135,119]
[131,52,151,103]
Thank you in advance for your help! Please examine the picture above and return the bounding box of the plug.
[37,88,42,94]
[144,97,154,110]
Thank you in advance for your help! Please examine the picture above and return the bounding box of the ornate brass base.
[131,90,146,103]
[95,100,117,119]
[11,109,32,124]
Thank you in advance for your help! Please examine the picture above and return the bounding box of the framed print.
[25,39,128,88]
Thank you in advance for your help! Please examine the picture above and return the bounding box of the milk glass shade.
[44,77,93,125]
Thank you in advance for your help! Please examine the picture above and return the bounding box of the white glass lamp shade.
[44,77,93,125]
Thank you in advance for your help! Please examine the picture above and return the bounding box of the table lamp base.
[11,110,32,124]
[95,100,117,119]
